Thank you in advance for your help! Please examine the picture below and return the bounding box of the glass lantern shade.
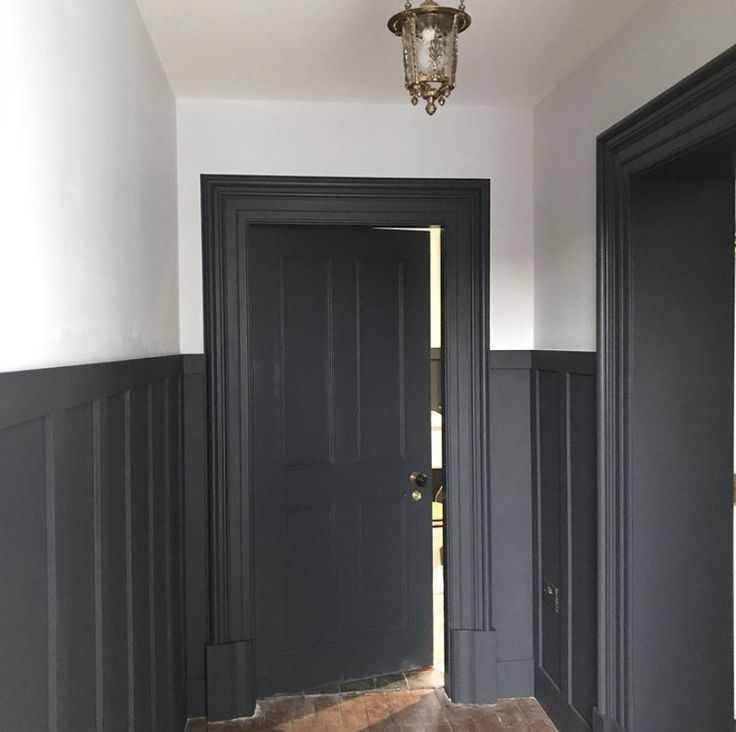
[388,1,471,115]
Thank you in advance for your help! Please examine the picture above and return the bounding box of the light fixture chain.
[458,1,465,10]
[405,1,411,8]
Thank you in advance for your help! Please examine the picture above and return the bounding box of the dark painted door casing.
[250,225,433,696]
[597,48,736,731]
[202,176,494,719]
[627,177,734,731]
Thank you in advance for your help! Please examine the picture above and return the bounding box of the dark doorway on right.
[598,47,736,732]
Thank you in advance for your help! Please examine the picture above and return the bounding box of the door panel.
[280,256,334,466]
[629,177,734,731]
[251,225,433,697]
[281,505,337,646]
[357,257,407,459]
[357,496,408,632]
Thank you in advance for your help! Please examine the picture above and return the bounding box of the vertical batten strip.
[92,400,104,732]
[147,384,158,730]
[563,372,574,705]
[124,390,136,732]
[164,380,174,724]
[177,374,187,721]
[45,416,58,732]
[354,261,362,461]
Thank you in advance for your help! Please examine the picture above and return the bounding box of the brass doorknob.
[411,489,423,502]
[410,471,428,487]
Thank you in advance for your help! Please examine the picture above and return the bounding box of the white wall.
[0,0,179,372]
[177,100,534,352]
[534,0,736,351]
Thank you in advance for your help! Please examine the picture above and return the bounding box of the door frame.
[597,46,736,731]
[201,175,493,721]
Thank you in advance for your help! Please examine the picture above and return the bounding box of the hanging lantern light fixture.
[388,0,471,116]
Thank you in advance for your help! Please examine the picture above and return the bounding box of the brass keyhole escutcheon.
[411,489,423,502]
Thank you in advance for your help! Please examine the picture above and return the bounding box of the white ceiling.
[135,0,653,106]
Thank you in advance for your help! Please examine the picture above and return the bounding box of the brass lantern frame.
[388,0,472,115]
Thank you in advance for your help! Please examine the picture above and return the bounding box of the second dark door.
[250,225,434,697]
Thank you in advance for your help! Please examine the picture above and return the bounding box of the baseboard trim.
[206,640,256,722]
[592,709,628,732]
[496,659,534,698]
[183,718,208,732]
[448,629,498,705]
[536,668,591,732]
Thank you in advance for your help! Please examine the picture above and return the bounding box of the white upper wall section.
[0,0,179,371]
[534,0,736,351]
[136,0,651,106]
[177,99,534,352]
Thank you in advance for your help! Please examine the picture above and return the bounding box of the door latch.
[542,579,561,614]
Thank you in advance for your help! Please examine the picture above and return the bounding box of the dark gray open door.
[250,225,433,697]
[628,175,734,731]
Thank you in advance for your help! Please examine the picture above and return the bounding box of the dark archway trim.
[201,176,492,720]
[597,46,736,732]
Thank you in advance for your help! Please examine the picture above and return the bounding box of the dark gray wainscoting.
[488,351,535,697]
[531,351,597,732]
[180,355,208,718]
[180,350,596,722]
[488,351,597,717]
[0,356,187,732]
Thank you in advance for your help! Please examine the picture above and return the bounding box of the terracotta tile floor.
[195,688,557,731]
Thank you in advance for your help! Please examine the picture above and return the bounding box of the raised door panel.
[357,496,408,633]
[356,258,406,462]
[280,256,335,468]
[280,505,338,648]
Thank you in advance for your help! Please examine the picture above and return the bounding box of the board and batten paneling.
[181,355,208,718]
[531,351,597,732]
[0,357,186,732]
[487,349,596,707]
[487,351,535,699]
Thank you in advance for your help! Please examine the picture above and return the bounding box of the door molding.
[597,46,736,731]
[201,176,492,720]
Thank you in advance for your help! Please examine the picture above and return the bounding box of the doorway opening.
[384,225,447,685]
[597,48,736,730]
[430,226,446,680]
[399,225,447,684]
[201,176,492,722]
